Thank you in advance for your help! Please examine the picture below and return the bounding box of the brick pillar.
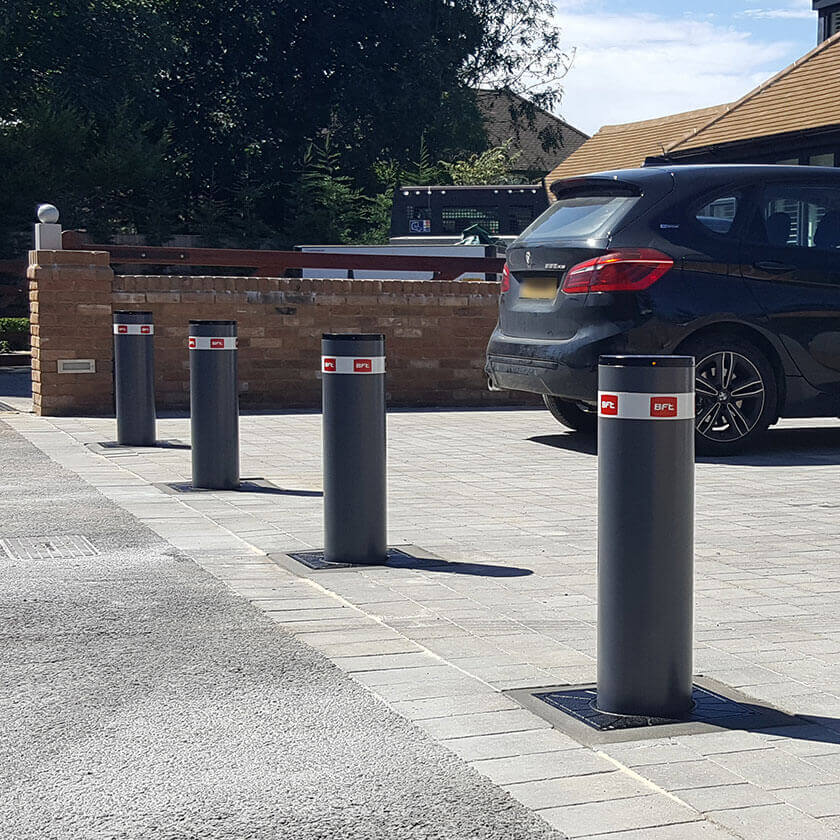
[27,250,114,416]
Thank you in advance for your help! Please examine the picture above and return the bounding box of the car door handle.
[753,260,796,273]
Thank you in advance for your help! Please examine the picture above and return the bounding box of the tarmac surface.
[0,420,564,840]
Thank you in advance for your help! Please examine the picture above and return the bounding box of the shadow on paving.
[530,424,840,467]
[0,422,563,840]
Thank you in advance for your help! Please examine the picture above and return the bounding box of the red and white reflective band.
[598,391,694,420]
[113,324,154,335]
[188,336,238,350]
[321,356,385,375]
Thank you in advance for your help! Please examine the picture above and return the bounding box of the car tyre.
[543,395,597,433]
[682,334,778,456]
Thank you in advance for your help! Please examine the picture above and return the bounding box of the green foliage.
[286,135,368,245]
[0,317,30,351]
[0,0,568,252]
[441,140,521,185]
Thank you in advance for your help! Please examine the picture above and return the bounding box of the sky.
[553,0,818,135]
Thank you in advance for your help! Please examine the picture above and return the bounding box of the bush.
[0,318,30,352]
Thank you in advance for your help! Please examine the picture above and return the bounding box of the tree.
[441,140,521,185]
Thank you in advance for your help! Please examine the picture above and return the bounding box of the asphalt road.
[0,421,563,840]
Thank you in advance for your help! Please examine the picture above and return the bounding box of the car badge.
[525,251,532,266]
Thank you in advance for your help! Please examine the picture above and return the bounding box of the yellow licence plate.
[520,276,559,300]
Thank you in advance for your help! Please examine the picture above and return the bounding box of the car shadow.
[699,425,840,467]
[529,426,840,467]
[528,433,597,456]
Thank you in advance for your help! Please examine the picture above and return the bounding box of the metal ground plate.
[0,535,99,561]
[86,439,190,455]
[506,677,802,746]
[155,478,283,495]
[272,545,534,577]
[272,545,453,575]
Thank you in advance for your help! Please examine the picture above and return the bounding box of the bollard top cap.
[600,354,694,368]
[322,333,384,341]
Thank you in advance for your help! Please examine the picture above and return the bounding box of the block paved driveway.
[6,400,840,839]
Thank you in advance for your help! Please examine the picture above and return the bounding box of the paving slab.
[7,406,840,839]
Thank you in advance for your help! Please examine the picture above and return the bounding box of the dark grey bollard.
[596,355,695,719]
[113,310,156,446]
[321,333,387,564]
[189,320,239,490]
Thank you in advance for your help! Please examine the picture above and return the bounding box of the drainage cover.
[87,439,189,454]
[285,547,418,571]
[157,478,279,494]
[1,535,99,561]
[507,677,802,746]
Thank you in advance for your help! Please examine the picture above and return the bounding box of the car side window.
[750,184,840,250]
[695,195,739,235]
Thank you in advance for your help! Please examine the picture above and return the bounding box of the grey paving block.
[444,729,586,762]
[419,709,550,740]
[775,783,840,818]
[709,803,840,840]
[504,770,651,810]
[711,747,840,790]
[576,821,750,840]
[677,782,781,812]
[636,759,746,791]
[389,693,520,721]
[539,793,700,837]
[469,748,603,786]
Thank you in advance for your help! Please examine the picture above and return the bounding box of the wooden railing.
[60,231,504,282]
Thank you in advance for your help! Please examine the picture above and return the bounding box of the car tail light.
[500,263,511,293]
[562,249,673,294]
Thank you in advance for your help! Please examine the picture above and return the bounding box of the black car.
[486,164,840,454]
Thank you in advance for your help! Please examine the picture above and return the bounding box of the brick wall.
[28,249,539,415]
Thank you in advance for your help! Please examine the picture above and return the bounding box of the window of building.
[810,153,835,167]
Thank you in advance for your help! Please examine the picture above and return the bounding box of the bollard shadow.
[528,433,597,456]
[238,479,323,497]
[386,553,532,577]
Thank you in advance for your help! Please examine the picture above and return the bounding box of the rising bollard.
[321,333,387,565]
[189,320,239,490]
[113,310,156,446]
[596,355,695,719]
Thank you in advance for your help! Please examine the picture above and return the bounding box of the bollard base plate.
[87,440,189,455]
[506,677,802,746]
[154,478,288,495]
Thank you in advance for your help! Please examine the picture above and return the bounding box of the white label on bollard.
[321,356,386,374]
[598,391,694,420]
[189,336,238,350]
[114,324,154,335]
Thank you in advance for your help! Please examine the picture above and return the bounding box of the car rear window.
[520,191,640,242]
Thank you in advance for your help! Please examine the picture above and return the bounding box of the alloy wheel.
[694,351,766,443]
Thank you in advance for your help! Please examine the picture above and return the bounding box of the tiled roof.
[476,89,589,176]
[545,30,840,197]
[669,31,840,152]
[544,104,727,189]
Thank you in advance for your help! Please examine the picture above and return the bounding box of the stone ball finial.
[37,204,60,224]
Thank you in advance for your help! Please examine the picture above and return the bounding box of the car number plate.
[520,276,559,300]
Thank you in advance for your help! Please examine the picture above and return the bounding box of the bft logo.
[650,396,678,418]
[140,325,151,334]
[210,338,225,349]
[117,325,128,334]
[188,337,197,349]
[354,358,372,373]
[600,394,618,416]
[323,357,336,372]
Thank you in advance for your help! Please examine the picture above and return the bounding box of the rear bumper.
[485,323,633,404]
